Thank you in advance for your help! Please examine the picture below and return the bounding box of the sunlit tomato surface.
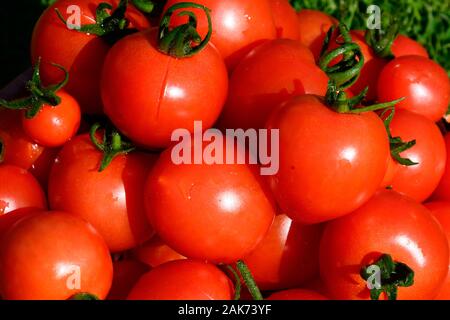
[48,134,156,252]
[102,28,228,149]
[0,165,47,215]
[423,201,450,300]
[266,95,389,224]
[164,0,277,71]
[389,110,446,202]
[107,260,149,300]
[243,214,322,291]
[0,211,113,300]
[320,190,449,300]
[127,260,233,300]
[219,39,328,130]
[0,109,44,169]
[22,90,81,147]
[144,141,276,263]
[378,55,450,122]
[269,0,301,40]
[31,0,150,114]
[391,34,429,58]
[131,236,186,268]
[268,289,328,300]
[431,133,450,201]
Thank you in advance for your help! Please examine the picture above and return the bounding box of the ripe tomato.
[269,0,301,40]
[0,211,113,300]
[320,190,449,300]
[243,214,322,291]
[101,28,228,149]
[48,134,157,252]
[127,260,233,300]
[0,165,47,215]
[389,110,446,202]
[164,0,277,71]
[107,260,149,300]
[31,0,150,114]
[131,236,186,268]
[268,289,328,300]
[266,95,389,224]
[144,142,276,263]
[22,90,81,147]
[391,34,429,58]
[431,133,450,201]
[378,55,450,122]
[0,207,44,238]
[29,147,60,189]
[218,39,327,130]
[380,156,398,189]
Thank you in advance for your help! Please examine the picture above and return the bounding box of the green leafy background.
[0,0,448,88]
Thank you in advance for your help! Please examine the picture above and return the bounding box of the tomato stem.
[365,14,400,59]
[69,292,100,300]
[236,260,263,301]
[225,265,242,300]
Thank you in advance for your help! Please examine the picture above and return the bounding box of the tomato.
[107,260,149,300]
[131,236,186,268]
[144,141,276,263]
[0,208,44,238]
[218,39,327,130]
[0,211,113,300]
[296,9,338,61]
[378,55,450,122]
[127,260,233,300]
[243,214,322,291]
[29,147,60,189]
[269,0,301,40]
[0,109,44,169]
[431,133,450,201]
[320,190,449,300]
[164,0,277,71]
[265,95,389,224]
[268,289,328,300]
[0,165,47,215]
[48,134,156,252]
[389,110,446,202]
[31,0,150,114]
[22,90,81,147]
[391,35,429,58]
[101,28,228,149]
[380,156,398,189]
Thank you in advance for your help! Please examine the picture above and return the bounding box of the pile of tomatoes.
[0,0,449,301]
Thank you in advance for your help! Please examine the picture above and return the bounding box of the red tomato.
[378,55,450,122]
[48,134,156,252]
[296,9,338,61]
[0,207,44,238]
[0,211,113,300]
[266,95,389,224]
[218,39,327,130]
[243,214,322,291]
[391,35,429,58]
[101,28,228,149]
[107,260,149,300]
[29,147,60,189]
[144,141,276,264]
[31,0,150,114]
[268,289,328,300]
[127,260,233,300]
[22,90,81,147]
[389,110,446,202]
[380,156,398,189]
[269,0,301,40]
[164,0,277,71]
[0,165,47,215]
[431,133,450,201]
[320,190,449,300]
[131,236,186,268]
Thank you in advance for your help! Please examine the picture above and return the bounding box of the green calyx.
[90,123,135,172]
[131,0,155,14]
[69,293,100,300]
[360,254,414,301]
[0,57,68,119]
[158,2,212,58]
[365,14,400,59]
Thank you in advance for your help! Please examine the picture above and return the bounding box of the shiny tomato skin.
[380,156,398,189]
[0,165,47,215]
[164,0,277,71]
[268,289,328,300]
[22,90,81,147]
[243,214,322,291]
[269,0,301,40]
[107,260,149,300]
[145,142,276,264]
[0,211,113,300]
[219,39,327,130]
[102,28,228,149]
[391,35,429,58]
[378,55,450,122]
[431,133,450,201]
[131,236,186,268]
[0,208,44,238]
[389,110,446,202]
[31,0,150,114]
[29,147,60,189]
[127,260,233,300]
[320,190,449,300]
[48,134,156,252]
[266,95,389,224]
